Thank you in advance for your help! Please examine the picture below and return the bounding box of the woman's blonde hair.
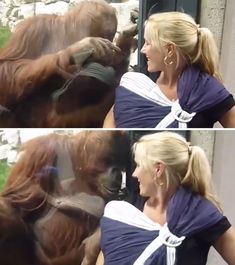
[133,131,221,210]
[144,12,222,82]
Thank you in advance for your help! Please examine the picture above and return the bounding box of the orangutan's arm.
[115,7,138,55]
[11,37,120,102]
[114,18,138,74]
[115,24,138,54]
[49,228,101,265]
[81,228,101,265]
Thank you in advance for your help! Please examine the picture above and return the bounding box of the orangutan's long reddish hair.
[2,134,71,215]
[0,134,74,265]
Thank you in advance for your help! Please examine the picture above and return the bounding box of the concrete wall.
[200,0,226,52]
[220,0,235,96]
[190,130,215,165]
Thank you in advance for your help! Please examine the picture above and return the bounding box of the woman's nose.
[140,44,146,54]
[132,168,138,178]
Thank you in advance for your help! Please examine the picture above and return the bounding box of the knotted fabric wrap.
[114,66,230,128]
[155,100,196,128]
[100,187,223,265]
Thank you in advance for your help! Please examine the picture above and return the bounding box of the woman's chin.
[139,187,146,197]
[147,66,157,73]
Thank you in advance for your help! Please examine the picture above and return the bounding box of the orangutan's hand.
[115,8,138,53]
[130,7,139,24]
[68,37,121,66]
[119,7,138,38]
[120,23,138,38]
[57,37,120,72]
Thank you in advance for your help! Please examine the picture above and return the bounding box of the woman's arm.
[214,227,235,265]
[219,106,235,128]
[103,105,116,128]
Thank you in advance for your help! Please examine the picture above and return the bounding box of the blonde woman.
[99,132,235,265]
[103,12,235,128]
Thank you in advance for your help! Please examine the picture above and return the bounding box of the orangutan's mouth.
[103,185,119,194]
[102,184,128,200]
[99,168,128,200]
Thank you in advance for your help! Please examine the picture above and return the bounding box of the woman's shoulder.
[104,200,141,216]
[176,216,231,265]
[119,71,157,94]
[103,200,161,230]
[183,65,225,89]
[121,71,147,79]
[197,216,231,244]
[180,66,232,113]
[197,68,228,92]
[120,71,155,85]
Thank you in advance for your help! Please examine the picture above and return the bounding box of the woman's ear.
[163,43,176,59]
[165,43,175,57]
[154,161,166,178]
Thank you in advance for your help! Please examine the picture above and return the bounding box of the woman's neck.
[148,191,172,211]
[156,60,187,88]
[157,68,180,87]
[144,187,177,225]
[155,64,187,101]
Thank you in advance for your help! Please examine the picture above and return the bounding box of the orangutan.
[0,0,137,127]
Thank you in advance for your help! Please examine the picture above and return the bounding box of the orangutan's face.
[91,8,118,41]
[65,131,131,201]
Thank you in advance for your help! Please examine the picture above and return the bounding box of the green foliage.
[0,26,11,49]
[0,161,10,191]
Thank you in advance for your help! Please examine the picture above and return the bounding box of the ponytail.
[182,145,222,210]
[192,27,223,82]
